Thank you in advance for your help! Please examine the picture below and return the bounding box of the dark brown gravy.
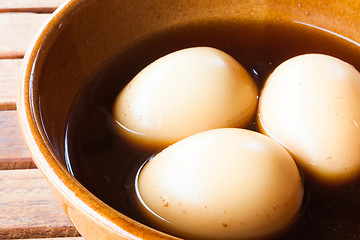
[64,19,360,239]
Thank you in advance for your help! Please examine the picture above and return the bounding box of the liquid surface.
[65,19,360,239]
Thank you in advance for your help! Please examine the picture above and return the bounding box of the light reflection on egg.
[113,47,258,149]
[258,53,360,185]
[136,128,304,240]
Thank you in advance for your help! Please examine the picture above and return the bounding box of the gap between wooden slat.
[0,8,56,13]
[0,13,51,59]
[0,0,64,13]
[0,110,35,170]
[0,169,80,239]
[0,59,22,111]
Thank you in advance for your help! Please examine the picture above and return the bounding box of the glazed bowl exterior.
[17,0,360,239]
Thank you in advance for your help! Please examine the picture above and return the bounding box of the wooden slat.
[0,169,80,239]
[0,59,22,110]
[0,13,51,59]
[18,238,84,240]
[0,0,64,13]
[0,110,34,170]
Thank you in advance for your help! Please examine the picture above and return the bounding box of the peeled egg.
[113,47,258,149]
[136,128,303,240]
[258,54,360,185]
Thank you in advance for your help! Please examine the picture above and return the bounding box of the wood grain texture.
[0,13,51,59]
[0,169,80,239]
[0,0,64,13]
[17,238,84,240]
[0,59,22,110]
[0,110,35,170]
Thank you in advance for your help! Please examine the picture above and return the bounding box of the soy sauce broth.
[64,19,360,239]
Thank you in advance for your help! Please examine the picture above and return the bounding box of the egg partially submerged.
[258,54,360,185]
[136,128,303,240]
[113,47,258,149]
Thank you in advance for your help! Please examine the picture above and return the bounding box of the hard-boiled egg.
[258,53,360,185]
[136,128,303,239]
[113,47,258,149]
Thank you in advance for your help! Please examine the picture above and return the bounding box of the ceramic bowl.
[17,0,360,239]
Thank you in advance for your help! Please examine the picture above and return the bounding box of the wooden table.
[0,1,83,239]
